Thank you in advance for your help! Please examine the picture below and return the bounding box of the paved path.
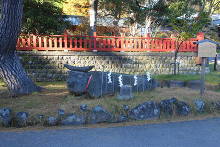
[1,118,220,147]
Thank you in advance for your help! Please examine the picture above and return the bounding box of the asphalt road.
[1,118,220,147]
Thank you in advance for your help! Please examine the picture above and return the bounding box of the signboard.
[196,39,219,97]
[198,42,217,57]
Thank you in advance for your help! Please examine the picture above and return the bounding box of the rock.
[66,66,156,98]
[87,106,112,124]
[15,112,29,127]
[212,101,220,110]
[117,85,133,100]
[58,109,65,116]
[128,101,160,120]
[117,115,128,123]
[67,71,91,96]
[169,80,185,88]
[160,98,177,115]
[64,64,94,72]
[175,101,191,116]
[194,99,205,112]
[80,104,88,112]
[46,117,58,126]
[61,114,85,126]
[0,108,12,127]
[37,114,44,120]
[152,80,160,88]
[159,80,171,88]
[122,105,130,112]
[186,80,201,90]
[30,114,45,126]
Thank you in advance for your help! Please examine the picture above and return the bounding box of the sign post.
[197,39,219,97]
[200,57,206,96]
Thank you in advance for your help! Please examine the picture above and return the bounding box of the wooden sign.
[196,39,219,97]
[198,41,217,57]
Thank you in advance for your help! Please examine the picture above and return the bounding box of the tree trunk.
[214,54,217,71]
[89,0,98,36]
[0,0,41,97]
[145,17,152,34]
[0,53,41,96]
[173,40,184,75]
[173,51,178,75]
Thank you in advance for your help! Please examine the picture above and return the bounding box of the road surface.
[0,118,220,147]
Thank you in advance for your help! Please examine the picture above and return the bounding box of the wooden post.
[200,57,206,97]
[121,35,124,50]
[33,35,36,48]
[64,34,68,48]
[197,32,205,40]
[197,35,206,96]
[93,32,97,50]
[54,37,58,48]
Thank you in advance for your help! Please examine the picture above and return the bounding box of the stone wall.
[17,51,201,82]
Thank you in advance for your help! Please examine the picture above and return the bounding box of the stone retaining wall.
[17,51,202,82]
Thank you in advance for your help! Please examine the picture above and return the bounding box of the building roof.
[64,15,128,27]
[212,19,220,26]
[64,15,85,25]
[211,14,220,20]
[196,39,220,45]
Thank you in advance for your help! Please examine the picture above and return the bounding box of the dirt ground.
[1,82,220,117]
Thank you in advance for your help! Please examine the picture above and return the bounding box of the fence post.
[64,34,68,48]
[28,35,31,47]
[93,32,97,50]
[197,32,205,40]
[121,34,124,50]
[33,35,36,48]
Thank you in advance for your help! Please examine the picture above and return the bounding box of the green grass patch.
[205,72,220,85]
[154,71,220,85]
[154,74,199,82]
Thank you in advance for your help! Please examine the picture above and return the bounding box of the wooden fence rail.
[16,33,204,52]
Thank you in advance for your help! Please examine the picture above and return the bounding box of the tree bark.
[89,0,98,36]
[173,41,184,75]
[214,54,217,71]
[0,0,41,97]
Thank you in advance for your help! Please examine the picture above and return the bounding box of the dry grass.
[1,82,220,131]
[1,82,220,117]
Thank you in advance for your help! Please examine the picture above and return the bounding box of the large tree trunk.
[0,0,41,97]
[89,0,98,36]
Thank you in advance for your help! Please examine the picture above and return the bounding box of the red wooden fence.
[16,33,204,52]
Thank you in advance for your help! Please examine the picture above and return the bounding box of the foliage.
[63,0,89,16]
[22,0,71,34]
[204,0,220,15]
[99,0,167,26]
[99,0,129,20]
[165,0,210,40]
[154,31,173,38]
[162,0,210,75]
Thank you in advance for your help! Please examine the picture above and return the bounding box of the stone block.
[117,85,134,100]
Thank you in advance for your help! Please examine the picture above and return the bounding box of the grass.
[1,68,220,128]
[1,81,220,117]
[154,74,199,82]
[1,81,220,130]
[154,71,220,85]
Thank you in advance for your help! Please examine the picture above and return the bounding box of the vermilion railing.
[16,33,204,52]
